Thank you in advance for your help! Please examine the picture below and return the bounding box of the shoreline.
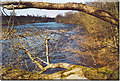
[1,16,55,27]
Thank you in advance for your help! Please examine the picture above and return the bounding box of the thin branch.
[36,57,48,65]
[17,36,44,70]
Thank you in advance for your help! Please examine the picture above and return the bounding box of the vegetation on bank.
[55,1,119,78]
[2,16,55,27]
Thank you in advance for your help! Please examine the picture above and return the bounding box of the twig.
[35,57,48,65]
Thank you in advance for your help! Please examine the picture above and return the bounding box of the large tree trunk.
[1,1,118,26]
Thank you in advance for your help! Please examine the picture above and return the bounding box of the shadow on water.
[42,68,67,74]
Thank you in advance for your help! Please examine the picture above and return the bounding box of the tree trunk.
[1,1,118,26]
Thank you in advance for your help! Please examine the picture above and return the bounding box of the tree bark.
[1,1,118,26]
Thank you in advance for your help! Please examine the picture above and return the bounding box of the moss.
[110,70,119,80]
[70,65,116,80]
[98,68,113,75]
[69,65,114,79]
[83,67,118,80]
[70,65,84,69]
[2,65,119,80]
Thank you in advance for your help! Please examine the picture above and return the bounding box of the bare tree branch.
[17,36,44,70]
[1,1,118,26]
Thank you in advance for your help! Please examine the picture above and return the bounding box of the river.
[1,22,84,74]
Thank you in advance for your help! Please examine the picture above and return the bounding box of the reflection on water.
[1,22,83,73]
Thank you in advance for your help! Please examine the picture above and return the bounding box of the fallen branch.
[39,63,74,74]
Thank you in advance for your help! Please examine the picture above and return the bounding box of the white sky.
[1,0,93,17]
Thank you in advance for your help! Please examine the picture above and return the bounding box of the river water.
[2,22,84,74]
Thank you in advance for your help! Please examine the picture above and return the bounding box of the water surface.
[2,22,83,73]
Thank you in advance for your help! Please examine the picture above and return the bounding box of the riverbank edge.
[1,64,118,80]
[1,16,55,28]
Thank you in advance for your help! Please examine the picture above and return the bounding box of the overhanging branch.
[1,1,118,26]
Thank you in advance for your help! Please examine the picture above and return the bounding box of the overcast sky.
[1,0,93,17]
